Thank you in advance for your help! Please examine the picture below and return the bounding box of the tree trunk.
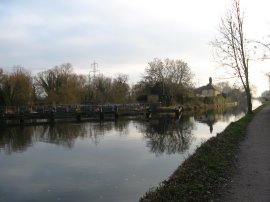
[245,87,253,114]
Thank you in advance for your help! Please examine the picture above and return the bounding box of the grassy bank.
[140,103,268,202]
[182,102,237,112]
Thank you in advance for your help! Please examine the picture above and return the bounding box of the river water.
[0,101,261,202]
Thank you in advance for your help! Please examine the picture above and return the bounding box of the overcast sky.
[0,0,269,95]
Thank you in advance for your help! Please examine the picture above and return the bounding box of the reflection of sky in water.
[194,113,244,140]
[0,122,186,202]
[0,103,261,202]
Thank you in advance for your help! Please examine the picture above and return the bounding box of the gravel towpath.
[224,104,270,201]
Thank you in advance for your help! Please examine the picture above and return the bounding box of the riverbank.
[182,101,237,112]
[140,103,268,202]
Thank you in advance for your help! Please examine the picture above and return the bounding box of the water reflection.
[0,127,34,154]
[0,118,195,156]
[38,124,87,148]
[0,106,250,202]
[138,117,195,155]
[0,121,132,153]
[0,106,247,155]
[194,106,245,134]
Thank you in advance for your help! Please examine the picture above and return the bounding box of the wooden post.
[19,107,25,125]
[146,106,151,119]
[175,105,182,119]
[19,115,25,125]
[0,112,5,126]
[50,108,55,123]
[99,106,104,121]
[114,105,119,120]
[76,106,81,122]
[76,114,81,122]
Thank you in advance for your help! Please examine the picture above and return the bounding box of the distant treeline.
[0,58,245,106]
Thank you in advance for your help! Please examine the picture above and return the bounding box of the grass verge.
[140,103,268,202]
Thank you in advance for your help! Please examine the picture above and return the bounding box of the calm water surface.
[0,103,260,202]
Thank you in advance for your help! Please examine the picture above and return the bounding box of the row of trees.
[215,81,247,103]
[0,58,248,107]
[0,63,130,106]
[0,59,194,106]
[35,63,130,104]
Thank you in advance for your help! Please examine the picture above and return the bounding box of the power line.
[216,76,238,81]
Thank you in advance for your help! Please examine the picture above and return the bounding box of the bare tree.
[111,74,130,103]
[34,63,85,104]
[1,67,33,105]
[143,58,194,99]
[145,58,193,88]
[212,0,253,114]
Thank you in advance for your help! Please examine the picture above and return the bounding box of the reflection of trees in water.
[0,126,34,154]
[37,124,87,148]
[139,116,195,156]
[0,106,250,154]
[0,124,87,153]
[114,121,129,136]
[85,121,129,145]
[0,120,131,153]
[218,106,245,122]
[194,110,218,134]
[194,106,246,133]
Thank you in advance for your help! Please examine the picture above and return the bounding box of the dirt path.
[224,104,270,201]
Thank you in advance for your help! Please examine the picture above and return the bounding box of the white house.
[195,77,220,97]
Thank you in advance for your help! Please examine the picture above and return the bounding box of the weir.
[0,104,183,126]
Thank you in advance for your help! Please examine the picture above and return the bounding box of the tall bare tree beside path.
[212,0,253,114]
